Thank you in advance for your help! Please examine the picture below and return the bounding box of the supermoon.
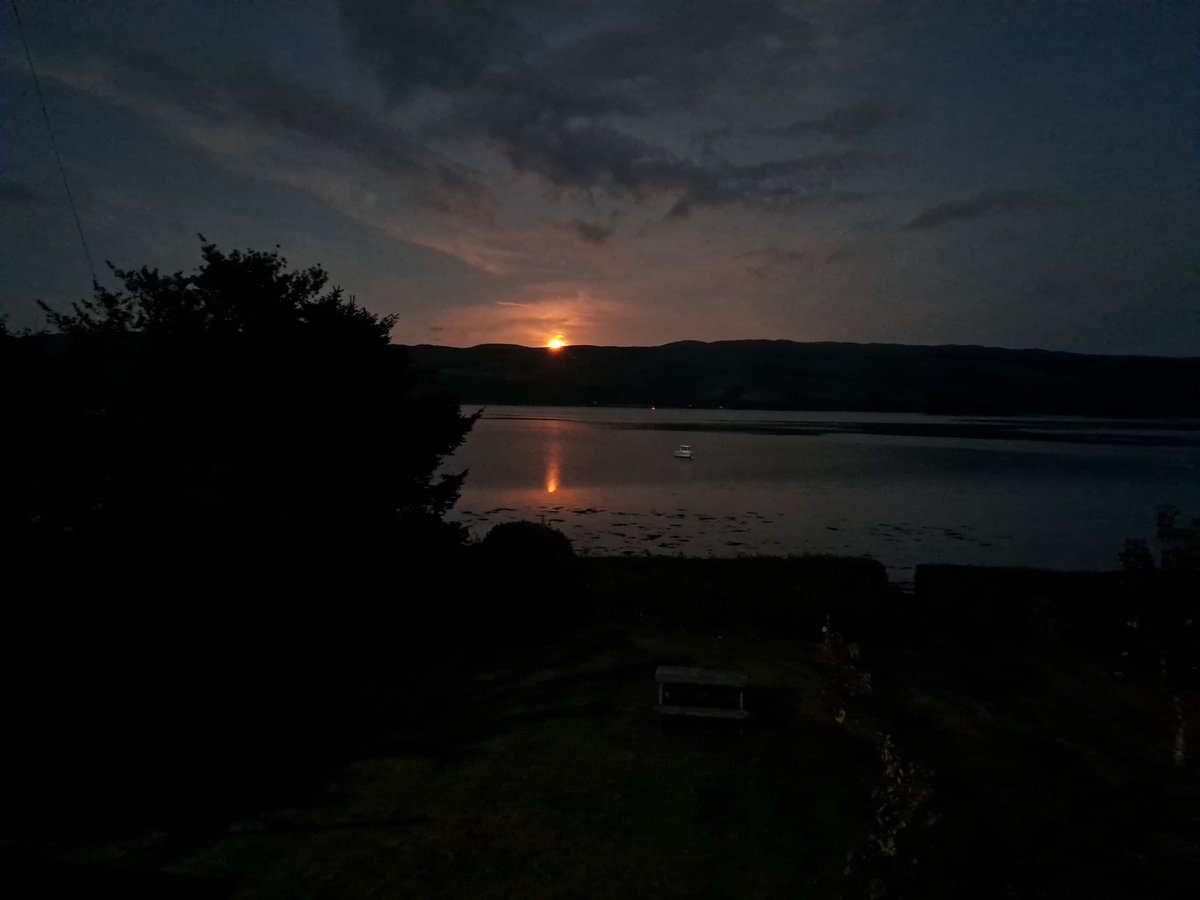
[547,334,567,349]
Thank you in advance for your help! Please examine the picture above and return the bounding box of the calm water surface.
[446,406,1200,583]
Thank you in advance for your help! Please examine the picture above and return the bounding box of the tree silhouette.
[20,238,477,591]
[3,241,487,835]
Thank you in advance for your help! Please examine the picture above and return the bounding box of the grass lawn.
[10,556,1200,899]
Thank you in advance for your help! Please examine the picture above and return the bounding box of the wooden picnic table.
[655,665,749,719]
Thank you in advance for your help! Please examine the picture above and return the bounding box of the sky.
[2,0,1197,354]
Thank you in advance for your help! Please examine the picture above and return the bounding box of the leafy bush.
[820,613,873,725]
[844,734,938,898]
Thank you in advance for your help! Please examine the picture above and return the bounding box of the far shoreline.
[464,403,1200,449]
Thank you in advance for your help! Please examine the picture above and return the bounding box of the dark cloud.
[735,154,883,190]
[738,245,807,265]
[738,244,807,279]
[0,181,46,209]
[645,0,817,57]
[696,100,891,148]
[230,67,428,174]
[341,0,819,111]
[1026,275,1086,302]
[559,219,613,244]
[486,111,692,197]
[84,46,224,121]
[466,54,884,213]
[332,1,870,218]
[766,100,891,139]
[337,0,526,98]
[906,191,1053,230]
[488,109,881,215]
[667,155,884,219]
[74,48,488,213]
[537,0,819,111]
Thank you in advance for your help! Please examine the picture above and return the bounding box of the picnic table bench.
[655,665,749,719]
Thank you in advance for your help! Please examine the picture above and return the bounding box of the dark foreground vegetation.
[3,549,1198,899]
[405,340,1200,417]
[4,244,1198,897]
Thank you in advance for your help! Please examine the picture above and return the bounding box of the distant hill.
[401,340,1200,417]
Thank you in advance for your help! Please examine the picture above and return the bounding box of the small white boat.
[673,444,693,459]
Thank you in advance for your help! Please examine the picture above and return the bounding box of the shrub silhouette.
[473,521,584,641]
[481,520,575,561]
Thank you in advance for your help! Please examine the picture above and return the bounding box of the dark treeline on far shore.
[404,340,1200,417]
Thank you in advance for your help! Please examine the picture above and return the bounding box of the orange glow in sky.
[547,334,567,349]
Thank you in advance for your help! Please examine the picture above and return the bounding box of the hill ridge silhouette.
[401,340,1200,416]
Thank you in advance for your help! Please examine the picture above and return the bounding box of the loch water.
[446,405,1200,584]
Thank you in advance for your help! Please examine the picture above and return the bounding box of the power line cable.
[9,0,98,285]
